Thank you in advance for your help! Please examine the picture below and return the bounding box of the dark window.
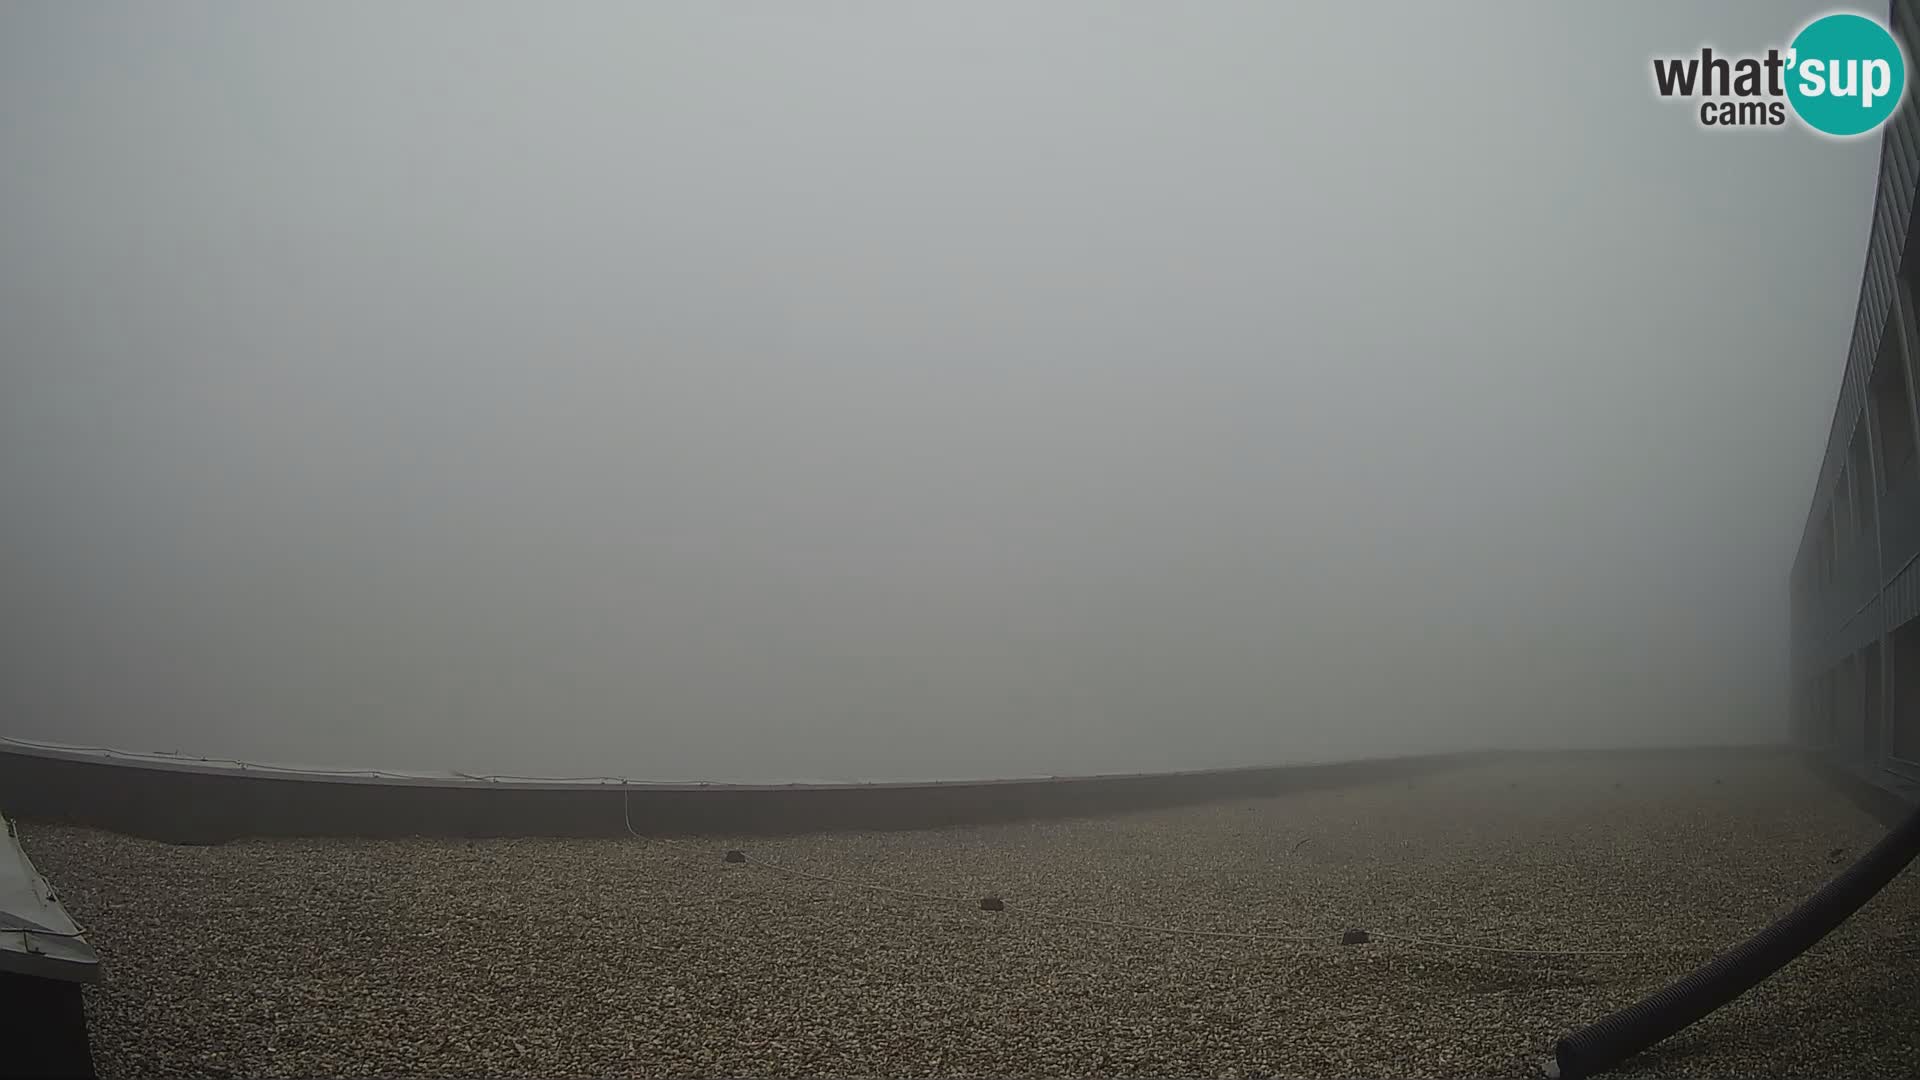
[1798,679,1814,745]
[1820,504,1838,583]
[1893,619,1920,763]
[1870,336,1918,494]
[1864,641,1884,765]
[1850,424,1877,536]
[1835,653,1850,753]
[1811,672,1825,748]
[1825,669,1840,747]
[1836,467,1856,549]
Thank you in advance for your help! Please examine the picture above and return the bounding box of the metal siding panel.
[1895,272,1918,397]
[1857,557,1884,637]
[1867,240,1883,312]
[1801,118,1920,685]
[1899,568,1913,633]
[1889,132,1902,179]
[1890,124,1919,233]
[1876,200,1899,311]
[1870,227,1894,346]
[1900,2,1920,87]
[1880,186,1896,263]
[1873,190,1891,275]
[1891,558,1909,626]
[1889,552,1920,631]
[1892,139,1915,234]
[1879,209,1898,309]
[1854,596,1882,663]
[1889,129,1904,213]
[1886,137,1906,210]
[1889,272,1904,365]
[1891,477,1920,573]
[1850,320,1866,397]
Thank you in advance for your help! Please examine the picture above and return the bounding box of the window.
[1813,678,1824,744]
[1870,334,1918,494]
[1840,655,1861,758]
[1798,679,1817,745]
[1837,666,1848,747]
[1835,467,1856,549]
[1850,424,1877,537]
[1823,669,1839,748]
[1864,641,1884,765]
[1804,673,1828,746]
[1892,618,1920,763]
[1820,504,1838,584]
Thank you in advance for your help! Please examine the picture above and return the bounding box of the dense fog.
[0,3,1879,780]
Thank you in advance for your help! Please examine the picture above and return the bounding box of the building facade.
[1791,1,1920,799]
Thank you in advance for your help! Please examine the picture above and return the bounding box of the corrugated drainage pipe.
[1549,796,1920,1079]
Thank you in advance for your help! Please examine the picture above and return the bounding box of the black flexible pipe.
[1550,796,1920,1079]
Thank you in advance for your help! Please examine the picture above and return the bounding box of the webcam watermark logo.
[1651,11,1907,136]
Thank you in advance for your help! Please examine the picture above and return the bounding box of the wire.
[620,782,703,858]
[7,734,732,787]
[0,736,433,780]
[1364,930,1640,958]
[740,852,976,905]
[1007,905,1330,945]
[3,824,93,941]
[730,849,1326,943]
[617,783,1629,955]
[1,921,89,939]
[0,734,615,784]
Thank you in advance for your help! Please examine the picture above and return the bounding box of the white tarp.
[0,811,99,983]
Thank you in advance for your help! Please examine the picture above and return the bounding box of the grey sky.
[0,2,1880,780]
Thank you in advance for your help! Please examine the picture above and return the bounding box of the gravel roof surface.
[18,751,1919,1078]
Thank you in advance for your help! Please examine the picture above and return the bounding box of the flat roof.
[0,811,99,983]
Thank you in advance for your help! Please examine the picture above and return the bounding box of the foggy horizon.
[0,2,1880,782]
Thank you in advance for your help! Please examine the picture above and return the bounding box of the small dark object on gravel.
[1342,929,1370,945]
[979,897,1005,911]
[723,850,746,863]
[1828,846,1848,863]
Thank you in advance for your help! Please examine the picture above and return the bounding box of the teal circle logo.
[1786,13,1907,137]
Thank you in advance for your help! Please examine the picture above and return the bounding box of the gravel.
[19,751,1920,1078]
